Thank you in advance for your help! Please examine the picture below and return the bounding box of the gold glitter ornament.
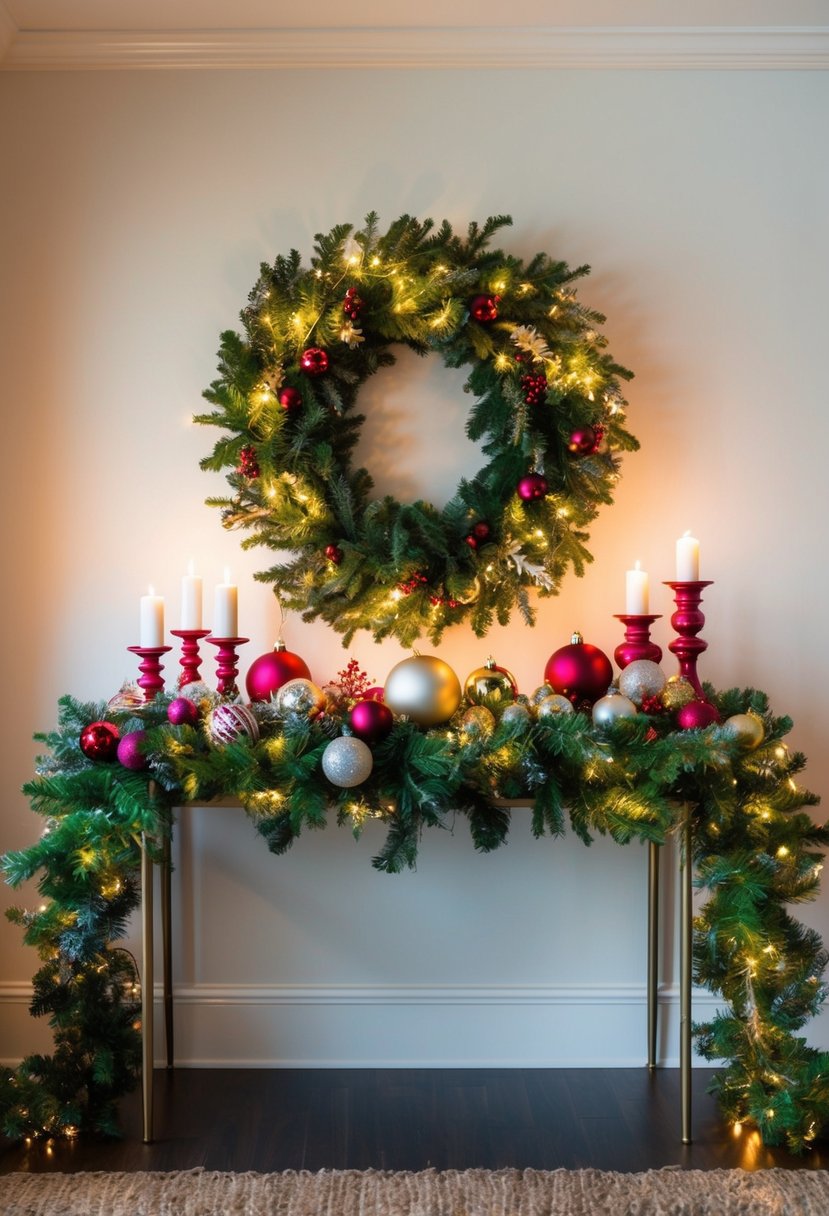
[722,712,765,750]
[459,705,496,741]
[661,676,696,712]
[464,657,518,707]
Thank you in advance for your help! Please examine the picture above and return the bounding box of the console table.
[138,802,695,1146]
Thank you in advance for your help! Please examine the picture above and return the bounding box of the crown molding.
[0,0,16,64]
[2,25,829,71]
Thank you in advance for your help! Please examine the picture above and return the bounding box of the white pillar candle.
[625,561,649,614]
[140,587,164,647]
[180,562,203,630]
[676,531,700,581]
[213,571,238,638]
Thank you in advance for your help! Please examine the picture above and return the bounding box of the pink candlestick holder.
[613,614,663,669]
[206,636,249,697]
[663,581,714,698]
[127,645,173,702]
[170,628,211,689]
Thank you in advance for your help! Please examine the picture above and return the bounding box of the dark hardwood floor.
[2,1068,827,1175]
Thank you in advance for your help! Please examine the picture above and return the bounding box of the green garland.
[2,682,828,1152]
[198,214,637,646]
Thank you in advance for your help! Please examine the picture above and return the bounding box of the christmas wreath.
[198,214,638,646]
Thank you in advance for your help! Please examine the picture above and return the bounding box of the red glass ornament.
[472,521,491,540]
[278,387,302,413]
[544,631,613,707]
[325,544,343,565]
[567,425,598,456]
[79,720,120,762]
[470,294,499,323]
[517,473,548,502]
[349,698,394,744]
[117,730,149,771]
[677,699,720,730]
[167,697,199,727]
[464,534,479,550]
[246,642,312,702]
[300,347,329,376]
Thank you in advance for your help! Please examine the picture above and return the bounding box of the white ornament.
[208,703,260,747]
[592,690,638,727]
[321,736,374,788]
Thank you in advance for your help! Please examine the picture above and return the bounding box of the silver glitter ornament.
[618,660,667,707]
[500,702,532,729]
[536,694,575,718]
[276,677,326,719]
[321,735,374,787]
[592,689,638,727]
[530,683,554,705]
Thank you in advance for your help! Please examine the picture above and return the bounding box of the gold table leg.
[680,811,693,1143]
[648,840,660,1070]
[161,831,174,1069]
[140,835,154,1144]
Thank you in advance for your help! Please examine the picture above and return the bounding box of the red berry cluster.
[398,572,428,596]
[464,520,491,550]
[521,372,547,405]
[237,445,260,478]
[324,543,343,565]
[334,657,374,703]
[641,694,665,716]
[429,594,461,609]
[343,287,364,321]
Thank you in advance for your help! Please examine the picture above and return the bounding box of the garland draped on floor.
[2,684,828,1152]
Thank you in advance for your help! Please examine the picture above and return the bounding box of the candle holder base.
[663,581,713,699]
[170,629,211,689]
[206,636,249,697]
[127,646,173,702]
[613,615,663,669]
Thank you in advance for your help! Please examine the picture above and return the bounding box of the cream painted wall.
[1,67,828,1066]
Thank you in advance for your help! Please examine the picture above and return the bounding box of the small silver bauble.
[592,689,638,727]
[721,712,765,750]
[618,660,667,707]
[321,735,374,788]
[536,694,575,718]
[530,683,554,705]
[500,702,532,729]
[276,677,326,719]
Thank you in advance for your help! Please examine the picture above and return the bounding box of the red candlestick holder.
[206,636,249,697]
[663,581,714,698]
[170,628,211,689]
[613,614,663,669]
[127,645,172,702]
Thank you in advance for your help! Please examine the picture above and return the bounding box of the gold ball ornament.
[464,657,518,707]
[722,712,765,750]
[383,655,462,726]
[660,676,696,712]
[276,677,326,719]
[459,705,496,741]
[592,689,638,727]
[321,735,374,787]
[536,694,575,719]
[618,660,667,707]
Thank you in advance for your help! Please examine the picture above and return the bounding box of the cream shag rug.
[1,1166,828,1215]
